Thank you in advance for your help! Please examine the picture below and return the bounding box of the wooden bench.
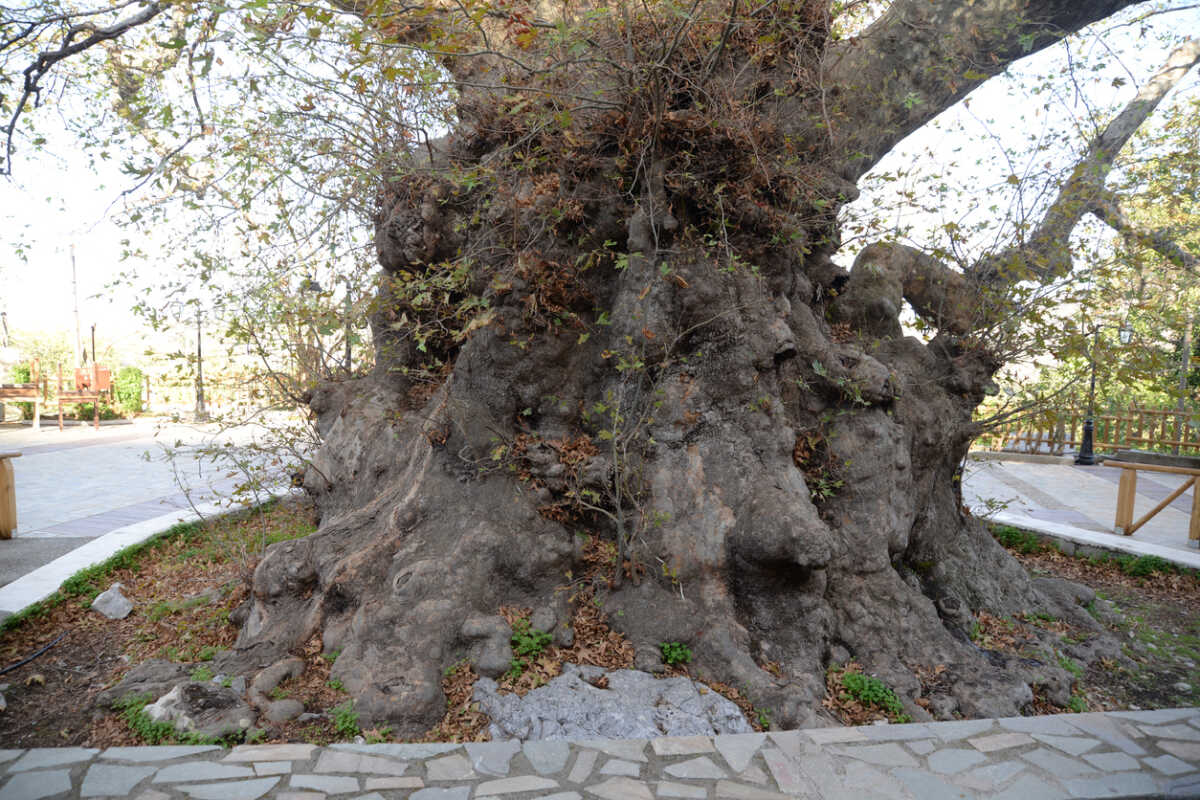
[0,451,20,539]
[58,363,112,431]
[0,359,45,429]
[1106,451,1200,546]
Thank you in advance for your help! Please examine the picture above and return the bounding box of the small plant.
[244,728,267,744]
[189,665,214,682]
[755,707,772,729]
[323,648,342,663]
[660,641,693,666]
[327,678,346,692]
[506,617,553,680]
[364,726,393,744]
[830,666,911,724]
[1057,653,1083,678]
[331,700,360,738]
[269,686,291,700]
[1067,693,1088,713]
[991,525,1047,554]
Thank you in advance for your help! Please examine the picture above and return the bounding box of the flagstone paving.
[2,708,1200,799]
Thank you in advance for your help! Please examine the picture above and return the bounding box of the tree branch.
[826,0,1146,180]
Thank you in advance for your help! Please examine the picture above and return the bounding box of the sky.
[1,2,1198,371]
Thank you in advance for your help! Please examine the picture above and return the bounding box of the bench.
[1105,450,1200,546]
[58,363,112,431]
[0,359,45,429]
[0,451,20,539]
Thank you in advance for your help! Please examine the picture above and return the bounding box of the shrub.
[660,641,692,665]
[8,364,34,420]
[114,366,145,413]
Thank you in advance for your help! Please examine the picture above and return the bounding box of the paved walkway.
[963,453,1200,570]
[0,420,285,618]
[2,708,1200,799]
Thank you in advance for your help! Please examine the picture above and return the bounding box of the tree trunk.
[223,0,1177,735]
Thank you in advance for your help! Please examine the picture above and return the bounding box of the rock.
[96,659,191,708]
[0,691,6,712]
[264,698,306,723]
[144,682,256,739]
[473,664,753,740]
[1174,681,1192,693]
[460,615,514,679]
[92,583,134,620]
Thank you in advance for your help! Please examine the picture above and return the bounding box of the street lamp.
[1075,322,1133,465]
[300,276,324,382]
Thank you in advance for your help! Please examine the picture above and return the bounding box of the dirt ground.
[1,506,1197,748]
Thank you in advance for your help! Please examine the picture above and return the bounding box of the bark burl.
[228,1,1198,733]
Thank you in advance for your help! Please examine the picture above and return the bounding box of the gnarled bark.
[222,0,1184,736]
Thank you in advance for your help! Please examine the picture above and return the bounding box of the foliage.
[331,700,360,738]
[990,525,1051,555]
[659,641,693,666]
[7,363,34,420]
[826,664,911,724]
[114,366,145,413]
[506,617,553,680]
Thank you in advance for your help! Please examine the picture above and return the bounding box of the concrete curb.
[986,510,1200,570]
[968,450,1077,465]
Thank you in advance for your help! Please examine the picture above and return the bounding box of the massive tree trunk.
[226,0,1191,734]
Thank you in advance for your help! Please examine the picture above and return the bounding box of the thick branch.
[827,0,1145,180]
[1091,190,1200,272]
[973,37,1200,283]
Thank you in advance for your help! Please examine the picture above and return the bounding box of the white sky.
[1,3,1197,368]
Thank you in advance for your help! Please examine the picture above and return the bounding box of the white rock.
[92,583,134,619]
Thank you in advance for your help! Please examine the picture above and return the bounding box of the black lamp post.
[1075,322,1133,465]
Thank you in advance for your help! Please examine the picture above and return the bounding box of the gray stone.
[663,756,725,780]
[103,746,220,761]
[656,781,708,798]
[1142,723,1200,741]
[92,582,134,619]
[1157,739,1200,762]
[131,790,171,800]
[536,793,583,800]
[1031,734,1100,756]
[475,775,559,795]
[0,770,73,800]
[145,683,256,739]
[331,742,457,758]
[891,766,972,800]
[652,736,715,756]
[8,747,97,771]
[96,659,190,708]
[991,774,1067,800]
[0,751,21,765]
[225,744,316,762]
[861,722,932,741]
[465,740,521,776]
[277,790,323,800]
[737,765,769,785]
[154,762,257,782]
[953,762,1025,792]
[598,759,640,777]
[1066,713,1147,756]
[968,732,1033,752]
[80,763,156,797]
[476,666,751,740]
[714,733,763,773]
[584,776,654,800]
[1061,772,1159,798]
[523,740,570,774]
[1167,775,1200,798]
[1144,754,1196,776]
[907,739,935,755]
[426,753,475,781]
[567,750,598,783]
[254,762,292,776]
[179,777,281,800]
[290,774,360,794]
[1021,748,1096,778]
[365,777,424,790]
[926,748,986,775]
[840,762,912,800]
[314,750,408,775]
[1082,750,1142,771]
[802,727,867,744]
[714,780,791,799]
[761,748,808,796]
[574,740,648,762]
[831,742,918,767]
[410,789,471,800]
[1111,708,1198,724]
[928,720,994,741]
[997,715,1081,736]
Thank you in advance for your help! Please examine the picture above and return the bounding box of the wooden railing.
[976,401,1200,457]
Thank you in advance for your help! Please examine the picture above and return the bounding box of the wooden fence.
[977,402,1200,457]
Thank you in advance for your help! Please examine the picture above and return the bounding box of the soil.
[0,505,1196,748]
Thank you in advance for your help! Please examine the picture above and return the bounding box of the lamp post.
[194,311,207,422]
[300,275,325,383]
[1075,322,1133,465]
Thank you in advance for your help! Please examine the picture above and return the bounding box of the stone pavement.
[0,420,288,618]
[963,454,1200,570]
[4,708,1200,799]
